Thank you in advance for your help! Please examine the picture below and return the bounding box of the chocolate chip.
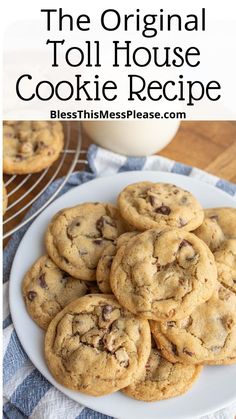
[38,273,48,289]
[107,258,113,269]
[179,277,186,285]
[183,348,194,356]
[149,195,156,206]
[38,140,45,147]
[179,239,192,249]
[14,154,23,161]
[102,305,113,321]
[60,271,69,284]
[171,342,179,356]
[155,205,171,215]
[186,254,196,262]
[167,321,176,328]
[27,291,37,301]
[97,216,116,232]
[120,359,129,368]
[156,263,161,272]
[96,217,104,233]
[180,196,188,205]
[67,218,81,239]
[93,239,103,245]
[173,189,179,194]
[209,215,218,221]
[222,315,234,331]
[33,143,39,152]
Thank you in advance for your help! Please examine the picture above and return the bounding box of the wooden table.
[159,121,236,183]
[4,121,236,245]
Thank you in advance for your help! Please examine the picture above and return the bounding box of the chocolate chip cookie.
[123,339,202,401]
[214,239,236,295]
[3,121,64,174]
[151,283,236,364]
[110,229,217,321]
[204,208,236,239]
[22,255,89,329]
[206,350,236,366]
[118,182,204,232]
[3,183,8,215]
[193,217,225,252]
[193,207,236,252]
[45,203,127,281]
[96,232,138,293]
[45,294,151,396]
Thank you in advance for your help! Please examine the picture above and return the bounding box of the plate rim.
[9,170,236,419]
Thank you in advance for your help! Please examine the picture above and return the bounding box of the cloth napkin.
[3,144,236,419]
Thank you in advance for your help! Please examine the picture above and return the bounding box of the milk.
[82,120,180,156]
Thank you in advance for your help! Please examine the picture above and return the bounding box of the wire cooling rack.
[3,123,87,240]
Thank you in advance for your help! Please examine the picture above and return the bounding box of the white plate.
[9,171,236,419]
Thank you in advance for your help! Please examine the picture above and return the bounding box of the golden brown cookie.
[205,351,236,366]
[193,217,225,252]
[22,255,89,329]
[123,339,202,401]
[204,207,236,239]
[96,232,138,293]
[151,283,236,364]
[214,239,236,295]
[110,229,217,321]
[118,182,204,232]
[3,121,64,174]
[193,207,236,252]
[45,294,151,396]
[45,203,127,281]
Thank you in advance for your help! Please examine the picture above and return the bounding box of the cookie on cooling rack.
[3,121,64,175]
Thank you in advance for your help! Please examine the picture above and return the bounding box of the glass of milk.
[82,120,180,156]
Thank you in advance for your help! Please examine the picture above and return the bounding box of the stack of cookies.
[22,181,236,401]
[3,121,64,215]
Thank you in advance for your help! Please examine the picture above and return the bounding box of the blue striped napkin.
[3,144,236,419]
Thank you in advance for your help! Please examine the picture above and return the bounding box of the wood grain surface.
[3,121,236,244]
[160,121,236,183]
